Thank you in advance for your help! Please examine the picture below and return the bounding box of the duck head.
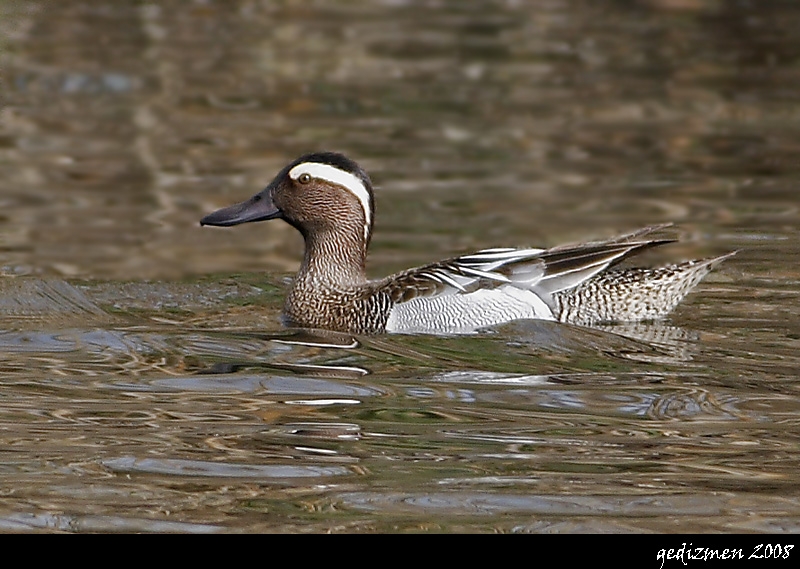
[200,152,375,247]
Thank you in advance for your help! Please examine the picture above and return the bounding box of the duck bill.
[200,190,281,227]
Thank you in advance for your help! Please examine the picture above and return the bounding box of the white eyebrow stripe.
[289,162,372,240]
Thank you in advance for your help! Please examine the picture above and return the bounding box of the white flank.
[385,287,555,334]
[289,162,372,240]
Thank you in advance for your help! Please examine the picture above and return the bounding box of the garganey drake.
[201,152,734,335]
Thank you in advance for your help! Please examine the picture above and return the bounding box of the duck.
[200,152,734,335]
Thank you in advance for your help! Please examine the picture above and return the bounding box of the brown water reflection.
[1,1,800,533]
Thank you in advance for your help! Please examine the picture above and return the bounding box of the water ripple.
[0,512,222,533]
[102,456,351,479]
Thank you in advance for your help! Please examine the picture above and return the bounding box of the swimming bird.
[201,152,733,334]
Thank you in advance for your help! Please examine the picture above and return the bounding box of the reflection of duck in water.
[202,152,734,335]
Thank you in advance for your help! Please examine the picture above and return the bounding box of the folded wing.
[378,226,676,333]
[381,225,673,304]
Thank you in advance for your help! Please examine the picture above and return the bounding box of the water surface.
[1,0,799,533]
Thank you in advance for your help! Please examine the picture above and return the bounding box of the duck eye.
[297,173,312,184]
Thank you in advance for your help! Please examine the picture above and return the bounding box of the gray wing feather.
[378,226,675,305]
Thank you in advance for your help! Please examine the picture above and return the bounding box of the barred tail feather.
[553,252,736,326]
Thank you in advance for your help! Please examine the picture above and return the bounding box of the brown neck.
[295,222,369,289]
